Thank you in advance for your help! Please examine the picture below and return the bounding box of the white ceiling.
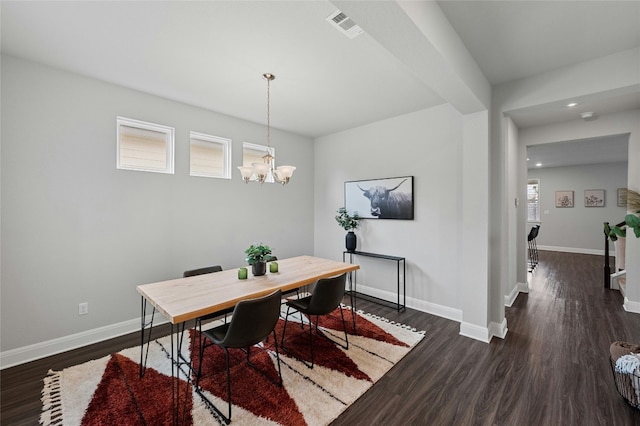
[1,0,639,144]
[527,134,629,170]
[0,1,444,139]
[438,0,640,86]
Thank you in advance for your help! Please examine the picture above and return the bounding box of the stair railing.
[603,220,626,289]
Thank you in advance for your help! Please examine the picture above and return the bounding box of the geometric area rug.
[40,306,424,425]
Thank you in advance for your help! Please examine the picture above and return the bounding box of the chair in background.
[179,265,231,374]
[182,265,230,328]
[196,289,283,424]
[183,265,223,277]
[528,225,540,272]
[281,273,348,368]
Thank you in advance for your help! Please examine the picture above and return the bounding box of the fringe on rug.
[342,304,426,335]
[40,369,64,425]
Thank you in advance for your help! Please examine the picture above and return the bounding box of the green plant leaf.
[244,243,273,265]
[335,207,360,231]
[626,213,640,227]
[611,226,625,239]
[623,214,640,238]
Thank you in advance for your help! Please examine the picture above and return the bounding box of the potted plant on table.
[245,243,276,276]
[335,207,360,252]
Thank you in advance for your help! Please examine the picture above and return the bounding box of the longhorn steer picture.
[346,177,413,220]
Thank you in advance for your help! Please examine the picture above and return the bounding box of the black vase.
[252,261,267,276]
[345,231,357,252]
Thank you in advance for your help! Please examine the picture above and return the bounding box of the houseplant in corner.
[335,207,360,252]
[606,189,640,241]
[245,243,276,276]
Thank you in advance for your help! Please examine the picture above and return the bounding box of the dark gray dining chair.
[281,273,348,368]
[183,265,231,327]
[183,265,223,277]
[196,289,283,424]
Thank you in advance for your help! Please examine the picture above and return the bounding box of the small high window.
[117,117,174,174]
[190,132,232,179]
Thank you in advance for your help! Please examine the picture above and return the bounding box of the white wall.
[528,162,628,253]
[460,110,493,341]
[314,105,463,319]
[505,117,524,305]
[0,56,315,362]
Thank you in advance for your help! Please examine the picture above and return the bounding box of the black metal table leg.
[139,297,156,378]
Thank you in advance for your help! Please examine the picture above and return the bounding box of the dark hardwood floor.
[333,251,640,426]
[2,251,640,425]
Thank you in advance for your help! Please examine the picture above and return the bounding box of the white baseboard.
[489,318,508,340]
[459,321,491,343]
[0,315,166,370]
[537,245,606,256]
[3,284,486,369]
[356,284,462,322]
[505,282,529,307]
[358,284,503,344]
[505,285,519,307]
[623,297,640,314]
[459,317,508,343]
[359,283,507,344]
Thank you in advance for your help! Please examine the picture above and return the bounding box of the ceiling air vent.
[326,10,363,39]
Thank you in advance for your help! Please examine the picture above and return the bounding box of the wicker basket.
[610,341,640,409]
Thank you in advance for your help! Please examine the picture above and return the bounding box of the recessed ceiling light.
[526,157,530,161]
[536,163,542,167]
[580,111,597,121]
[566,102,578,108]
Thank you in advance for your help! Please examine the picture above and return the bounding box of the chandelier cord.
[266,74,272,156]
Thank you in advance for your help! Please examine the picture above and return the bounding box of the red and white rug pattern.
[41,307,424,425]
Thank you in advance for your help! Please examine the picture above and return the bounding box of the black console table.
[342,251,406,312]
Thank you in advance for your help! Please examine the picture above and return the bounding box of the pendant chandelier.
[237,73,296,185]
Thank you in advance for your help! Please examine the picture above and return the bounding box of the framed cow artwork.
[345,176,414,220]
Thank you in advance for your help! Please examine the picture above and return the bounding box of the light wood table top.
[137,255,359,324]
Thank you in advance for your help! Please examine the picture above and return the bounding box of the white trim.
[189,131,232,179]
[537,245,605,256]
[610,270,625,291]
[0,315,166,370]
[459,318,507,343]
[116,116,175,174]
[489,318,508,340]
[459,322,491,343]
[504,284,519,307]
[623,297,640,314]
[3,284,473,369]
[517,281,530,293]
[505,282,530,307]
[356,283,462,322]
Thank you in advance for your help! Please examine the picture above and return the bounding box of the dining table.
[136,255,360,424]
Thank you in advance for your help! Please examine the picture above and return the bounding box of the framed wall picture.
[345,176,414,220]
[585,189,605,207]
[555,190,574,208]
[617,188,627,207]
